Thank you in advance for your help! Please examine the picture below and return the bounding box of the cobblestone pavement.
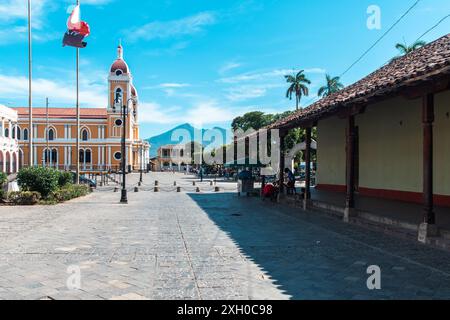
[1,172,450,300]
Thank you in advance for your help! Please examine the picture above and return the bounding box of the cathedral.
[13,44,150,172]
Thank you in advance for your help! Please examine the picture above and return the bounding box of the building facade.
[14,45,150,172]
[267,33,450,240]
[0,104,20,174]
[156,145,190,172]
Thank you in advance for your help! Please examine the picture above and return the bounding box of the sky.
[0,0,449,139]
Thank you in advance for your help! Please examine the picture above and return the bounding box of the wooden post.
[422,93,435,225]
[304,127,312,200]
[418,93,438,242]
[279,132,286,195]
[344,115,356,222]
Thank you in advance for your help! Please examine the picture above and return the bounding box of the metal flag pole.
[75,0,80,184]
[46,97,49,168]
[27,0,33,167]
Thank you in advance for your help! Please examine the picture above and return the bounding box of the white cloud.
[139,99,240,126]
[219,62,242,74]
[126,12,216,42]
[218,68,326,84]
[0,73,107,107]
[0,0,47,28]
[159,83,190,88]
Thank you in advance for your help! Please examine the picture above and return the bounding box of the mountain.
[146,123,229,157]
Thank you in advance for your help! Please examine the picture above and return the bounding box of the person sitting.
[262,183,279,202]
[284,168,297,195]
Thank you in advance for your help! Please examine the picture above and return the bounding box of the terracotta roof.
[131,84,138,97]
[13,108,108,119]
[269,33,450,130]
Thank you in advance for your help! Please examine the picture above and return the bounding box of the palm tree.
[318,74,344,98]
[395,40,427,56]
[285,70,311,111]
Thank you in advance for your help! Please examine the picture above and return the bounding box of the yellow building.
[13,44,150,172]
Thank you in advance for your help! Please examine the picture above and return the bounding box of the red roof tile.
[13,108,108,119]
[269,33,450,130]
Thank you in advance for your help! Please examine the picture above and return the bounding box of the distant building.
[13,44,150,172]
[0,104,20,174]
[156,145,191,172]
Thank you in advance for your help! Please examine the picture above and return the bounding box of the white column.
[33,146,37,166]
[0,118,4,137]
[108,146,111,169]
[98,146,101,169]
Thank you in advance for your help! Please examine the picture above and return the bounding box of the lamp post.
[120,98,135,204]
[139,145,143,186]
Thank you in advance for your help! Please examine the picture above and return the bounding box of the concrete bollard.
[154,186,159,192]
[134,187,139,193]
[177,187,181,192]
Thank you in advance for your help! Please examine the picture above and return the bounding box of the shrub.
[17,167,60,198]
[58,171,74,187]
[0,172,7,186]
[7,191,41,206]
[51,184,90,203]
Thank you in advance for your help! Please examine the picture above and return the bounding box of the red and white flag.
[67,5,90,37]
[63,5,91,48]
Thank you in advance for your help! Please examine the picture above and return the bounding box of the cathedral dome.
[110,44,129,75]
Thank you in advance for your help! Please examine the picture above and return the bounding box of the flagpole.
[75,0,80,184]
[46,97,49,168]
[27,0,33,167]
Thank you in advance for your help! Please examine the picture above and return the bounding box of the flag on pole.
[63,4,90,48]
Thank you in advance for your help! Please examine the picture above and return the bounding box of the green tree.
[395,40,426,56]
[318,74,344,98]
[285,70,311,110]
[231,111,274,132]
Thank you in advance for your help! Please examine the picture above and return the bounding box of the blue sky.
[0,0,449,138]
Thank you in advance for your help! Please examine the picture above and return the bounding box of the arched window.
[51,149,58,165]
[81,128,89,141]
[115,88,123,105]
[16,127,21,140]
[85,149,92,164]
[115,70,123,76]
[48,128,55,141]
[5,128,9,138]
[23,128,29,141]
[79,149,85,163]
[12,127,15,139]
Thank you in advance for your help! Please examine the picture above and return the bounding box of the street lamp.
[120,97,135,204]
[139,144,143,186]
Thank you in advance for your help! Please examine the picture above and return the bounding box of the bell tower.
[108,43,132,113]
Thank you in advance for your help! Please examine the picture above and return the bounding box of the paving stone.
[0,173,450,300]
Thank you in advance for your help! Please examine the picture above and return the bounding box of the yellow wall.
[316,116,346,186]
[316,89,450,196]
[357,97,422,193]
[434,90,450,196]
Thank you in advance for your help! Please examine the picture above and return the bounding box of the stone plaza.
[0,172,450,300]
